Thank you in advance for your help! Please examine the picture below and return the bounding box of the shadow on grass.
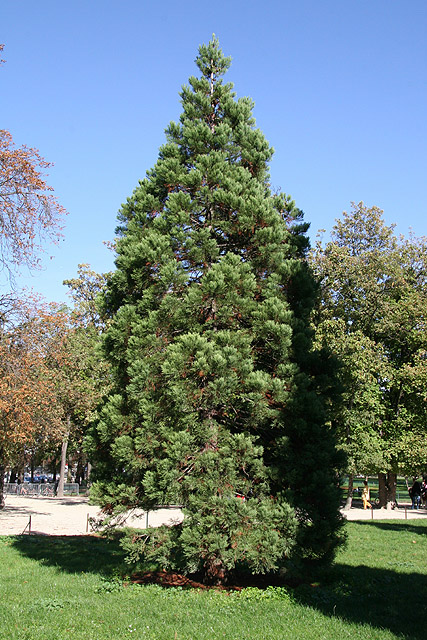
[10,523,427,640]
[11,534,127,577]
[355,519,427,537]
[293,563,426,640]
[293,520,427,640]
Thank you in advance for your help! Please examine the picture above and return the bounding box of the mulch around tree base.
[129,570,304,591]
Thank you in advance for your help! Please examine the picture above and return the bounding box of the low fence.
[4,483,79,496]
[350,488,409,503]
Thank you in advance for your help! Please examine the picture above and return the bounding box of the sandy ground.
[0,495,183,536]
[341,502,427,521]
[0,495,426,536]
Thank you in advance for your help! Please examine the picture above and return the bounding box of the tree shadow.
[2,505,51,516]
[355,519,427,537]
[11,534,127,577]
[292,523,427,640]
[293,564,426,640]
[10,523,427,639]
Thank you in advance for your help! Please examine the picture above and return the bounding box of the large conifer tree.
[88,37,343,583]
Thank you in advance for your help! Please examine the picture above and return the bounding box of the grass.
[0,520,426,640]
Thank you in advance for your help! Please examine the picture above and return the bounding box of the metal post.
[29,515,31,534]
[145,510,149,528]
[86,513,89,532]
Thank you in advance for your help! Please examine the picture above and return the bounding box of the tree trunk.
[378,472,388,508]
[0,461,5,509]
[57,420,70,498]
[378,471,397,509]
[387,471,397,508]
[404,476,411,497]
[344,473,354,510]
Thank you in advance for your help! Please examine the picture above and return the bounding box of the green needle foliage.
[87,36,344,584]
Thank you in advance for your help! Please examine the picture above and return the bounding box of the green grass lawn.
[1,520,426,640]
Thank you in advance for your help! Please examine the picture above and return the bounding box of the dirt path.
[342,502,427,521]
[1,495,426,536]
[0,495,183,536]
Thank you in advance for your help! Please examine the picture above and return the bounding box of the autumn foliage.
[0,44,66,282]
[0,301,66,455]
[0,300,67,506]
[0,45,70,506]
[0,129,66,278]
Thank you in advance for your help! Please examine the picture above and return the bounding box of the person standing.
[410,479,421,510]
[421,478,427,508]
[362,481,372,509]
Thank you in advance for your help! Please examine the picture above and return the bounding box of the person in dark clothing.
[410,479,422,510]
[421,478,427,508]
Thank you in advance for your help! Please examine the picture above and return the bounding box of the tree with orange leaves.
[0,289,110,506]
[0,45,66,288]
[0,298,111,506]
[0,44,68,505]
[0,128,66,281]
[0,300,65,507]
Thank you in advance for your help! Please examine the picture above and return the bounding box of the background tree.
[61,263,111,487]
[63,263,109,331]
[88,37,343,583]
[0,46,68,502]
[0,44,66,314]
[0,300,65,507]
[0,128,65,280]
[310,203,427,508]
[0,294,110,506]
[40,299,110,497]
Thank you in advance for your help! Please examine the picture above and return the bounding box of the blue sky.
[1,0,426,303]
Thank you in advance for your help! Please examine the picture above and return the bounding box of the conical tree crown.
[103,36,304,446]
[111,36,296,296]
[90,37,343,583]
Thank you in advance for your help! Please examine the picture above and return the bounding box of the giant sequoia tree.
[88,37,343,583]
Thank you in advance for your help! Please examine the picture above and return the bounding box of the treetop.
[195,35,232,81]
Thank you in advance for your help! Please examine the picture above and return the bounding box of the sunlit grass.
[1,520,426,640]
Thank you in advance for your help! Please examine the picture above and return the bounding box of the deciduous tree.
[0,44,66,295]
[0,129,65,282]
[40,302,110,497]
[63,263,109,330]
[0,297,110,506]
[0,300,65,507]
[311,203,427,508]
